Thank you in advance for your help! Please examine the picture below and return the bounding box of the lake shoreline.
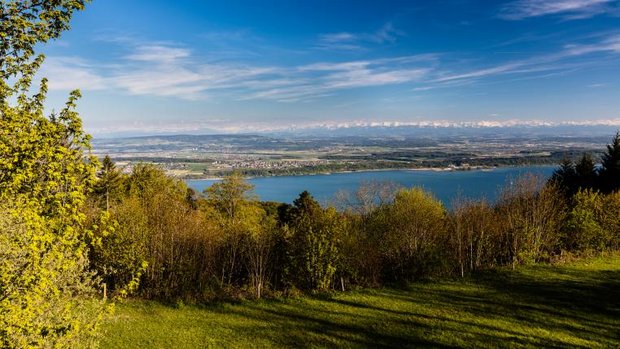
[185,165,557,206]
[183,164,556,181]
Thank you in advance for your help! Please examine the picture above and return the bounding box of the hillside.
[102,254,620,348]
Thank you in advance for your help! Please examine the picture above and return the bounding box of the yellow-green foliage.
[497,175,566,266]
[0,1,106,347]
[373,187,447,280]
[602,191,620,249]
[0,204,105,348]
[565,189,620,251]
[205,174,279,297]
[287,192,344,291]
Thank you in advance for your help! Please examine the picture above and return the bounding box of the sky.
[37,0,620,135]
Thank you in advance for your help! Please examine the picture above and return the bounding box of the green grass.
[101,254,620,348]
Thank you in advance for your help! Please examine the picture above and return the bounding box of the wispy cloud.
[563,33,620,54]
[420,33,620,89]
[499,0,616,20]
[42,41,433,101]
[39,56,108,91]
[315,23,404,51]
[316,32,362,51]
[125,45,191,63]
[245,58,431,102]
[40,32,620,102]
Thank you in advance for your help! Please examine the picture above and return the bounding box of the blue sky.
[38,0,620,135]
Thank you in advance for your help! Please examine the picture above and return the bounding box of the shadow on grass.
[207,266,620,348]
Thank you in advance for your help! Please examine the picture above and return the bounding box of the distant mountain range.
[91,121,620,140]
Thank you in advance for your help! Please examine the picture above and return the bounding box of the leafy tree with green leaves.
[205,173,263,287]
[601,191,620,250]
[287,191,343,291]
[373,188,447,281]
[0,1,107,347]
[244,211,278,298]
[564,189,608,251]
[205,172,257,223]
[1,0,89,102]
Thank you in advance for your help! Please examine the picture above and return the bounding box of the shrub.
[449,198,499,277]
[564,189,607,251]
[373,188,447,281]
[497,175,566,267]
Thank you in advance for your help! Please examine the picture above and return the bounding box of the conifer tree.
[599,132,620,193]
[575,153,597,191]
[95,155,124,210]
[551,158,577,196]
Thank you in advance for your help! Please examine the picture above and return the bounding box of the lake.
[186,166,557,206]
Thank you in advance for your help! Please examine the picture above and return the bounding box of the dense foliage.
[551,133,620,195]
[0,1,107,348]
[83,133,620,303]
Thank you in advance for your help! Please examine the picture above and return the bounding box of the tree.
[550,158,577,197]
[94,155,124,210]
[564,189,607,251]
[601,191,620,250]
[205,172,257,223]
[450,198,497,277]
[288,191,343,291]
[0,205,103,348]
[374,188,447,281]
[599,132,620,193]
[244,212,278,299]
[575,153,597,191]
[1,1,89,102]
[205,173,260,287]
[498,175,565,267]
[0,1,106,347]
[334,180,399,217]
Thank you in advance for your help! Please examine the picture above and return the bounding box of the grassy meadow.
[101,254,620,348]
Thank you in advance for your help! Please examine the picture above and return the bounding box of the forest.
[1,1,620,348]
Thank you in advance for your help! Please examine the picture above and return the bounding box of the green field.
[101,255,620,348]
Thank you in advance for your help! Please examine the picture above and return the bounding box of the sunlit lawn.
[101,254,620,348]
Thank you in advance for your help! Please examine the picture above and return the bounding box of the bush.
[602,191,620,250]
[449,199,500,277]
[564,189,609,252]
[372,188,447,281]
[497,175,566,267]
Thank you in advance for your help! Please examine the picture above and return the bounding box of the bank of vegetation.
[86,133,620,304]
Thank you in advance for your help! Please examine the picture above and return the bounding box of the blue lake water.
[186,166,557,206]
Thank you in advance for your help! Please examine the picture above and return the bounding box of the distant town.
[92,127,610,179]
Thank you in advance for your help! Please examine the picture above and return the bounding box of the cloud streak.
[40,33,620,102]
[315,23,404,51]
[499,0,616,20]
[41,44,433,101]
